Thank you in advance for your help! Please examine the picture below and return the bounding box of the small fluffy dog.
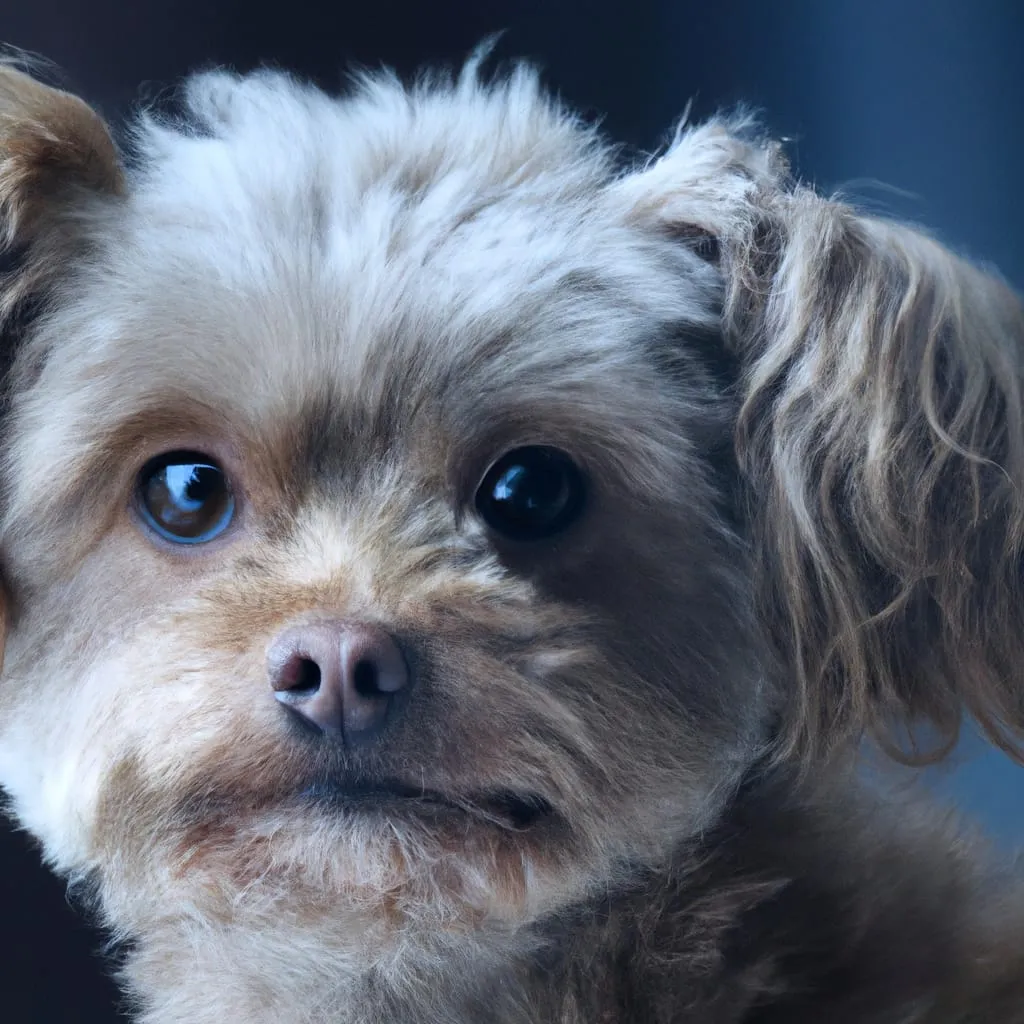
[2,53,1024,1023]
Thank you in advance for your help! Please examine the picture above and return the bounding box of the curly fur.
[0,53,1022,1023]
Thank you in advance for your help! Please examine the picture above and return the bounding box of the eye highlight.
[475,446,586,541]
[136,452,235,545]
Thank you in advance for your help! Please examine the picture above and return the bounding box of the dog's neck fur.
[112,765,1022,1024]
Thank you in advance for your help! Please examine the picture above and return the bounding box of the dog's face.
[0,59,1023,1002]
[0,66,761,961]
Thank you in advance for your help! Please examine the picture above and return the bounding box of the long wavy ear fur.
[618,117,1024,763]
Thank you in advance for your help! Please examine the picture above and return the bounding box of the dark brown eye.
[136,452,235,544]
[475,446,585,541]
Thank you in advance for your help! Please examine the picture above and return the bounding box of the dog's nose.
[268,622,411,747]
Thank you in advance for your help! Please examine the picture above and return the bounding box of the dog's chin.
[295,776,557,832]
[153,769,571,930]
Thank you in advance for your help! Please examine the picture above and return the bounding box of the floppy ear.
[0,61,123,320]
[616,117,1024,764]
[0,62,123,665]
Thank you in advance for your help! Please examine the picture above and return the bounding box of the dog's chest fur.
[502,786,1015,1024]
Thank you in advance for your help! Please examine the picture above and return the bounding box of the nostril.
[352,659,380,697]
[276,654,322,695]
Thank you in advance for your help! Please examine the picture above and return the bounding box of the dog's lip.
[296,777,554,830]
[297,777,451,807]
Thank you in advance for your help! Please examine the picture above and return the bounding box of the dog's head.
[0,57,1022,999]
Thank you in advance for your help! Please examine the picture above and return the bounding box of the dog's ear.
[613,117,1024,764]
[0,62,123,320]
[0,64,123,669]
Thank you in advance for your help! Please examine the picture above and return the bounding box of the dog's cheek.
[520,488,759,757]
[0,652,121,868]
[0,527,267,867]
[0,604,258,870]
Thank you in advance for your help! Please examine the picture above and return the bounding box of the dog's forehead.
[91,71,715,415]
[114,74,720,380]
[116,125,610,406]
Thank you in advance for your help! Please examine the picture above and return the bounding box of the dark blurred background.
[1,1,1022,1019]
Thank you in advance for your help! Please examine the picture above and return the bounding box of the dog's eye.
[475,447,585,541]
[136,452,235,544]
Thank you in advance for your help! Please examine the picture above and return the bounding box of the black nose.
[268,622,411,748]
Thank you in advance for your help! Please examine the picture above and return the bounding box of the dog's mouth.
[297,777,555,831]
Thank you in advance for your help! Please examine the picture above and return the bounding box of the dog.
[1,52,1024,1023]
